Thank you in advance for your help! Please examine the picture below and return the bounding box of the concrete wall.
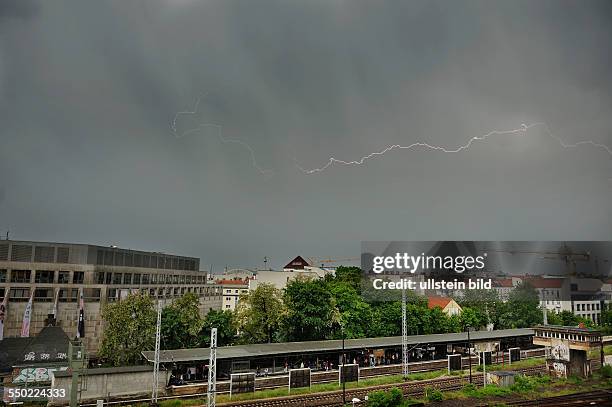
[50,367,170,404]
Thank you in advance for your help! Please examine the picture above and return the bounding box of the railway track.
[217,366,547,406]
[506,389,612,406]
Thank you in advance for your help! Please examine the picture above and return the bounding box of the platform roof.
[142,328,534,364]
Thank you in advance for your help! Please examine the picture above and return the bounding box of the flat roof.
[142,328,534,363]
[53,365,155,378]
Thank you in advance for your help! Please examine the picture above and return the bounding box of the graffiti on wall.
[12,366,69,384]
[551,361,567,378]
[546,339,570,362]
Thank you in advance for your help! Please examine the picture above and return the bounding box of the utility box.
[487,371,518,387]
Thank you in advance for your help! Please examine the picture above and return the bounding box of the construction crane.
[486,243,590,276]
[307,257,360,267]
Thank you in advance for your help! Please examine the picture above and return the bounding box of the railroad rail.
[506,389,612,406]
[216,366,547,407]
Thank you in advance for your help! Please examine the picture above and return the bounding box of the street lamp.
[466,325,472,384]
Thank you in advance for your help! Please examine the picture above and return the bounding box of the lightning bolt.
[172,96,611,179]
[296,122,612,175]
[171,94,274,176]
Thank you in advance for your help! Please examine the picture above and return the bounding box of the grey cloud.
[0,0,611,269]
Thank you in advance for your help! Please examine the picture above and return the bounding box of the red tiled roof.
[494,279,514,288]
[427,296,452,309]
[523,277,563,289]
[216,278,249,285]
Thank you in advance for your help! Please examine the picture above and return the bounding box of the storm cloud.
[1,0,611,270]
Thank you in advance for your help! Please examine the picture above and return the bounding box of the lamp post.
[466,325,472,384]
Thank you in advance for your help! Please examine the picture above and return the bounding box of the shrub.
[462,383,477,395]
[426,388,443,402]
[366,387,404,407]
[599,365,612,378]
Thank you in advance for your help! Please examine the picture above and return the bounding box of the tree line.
[98,266,605,366]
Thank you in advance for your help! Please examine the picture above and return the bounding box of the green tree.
[428,306,452,334]
[600,304,612,334]
[99,293,156,366]
[282,277,336,341]
[235,283,284,344]
[505,282,543,328]
[332,266,363,293]
[460,306,488,330]
[547,310,595,328]
[369,301,402,337]
[161,292,204,349]
[200,309,237,347]
[458,289,502,328]
[329,282,372,339]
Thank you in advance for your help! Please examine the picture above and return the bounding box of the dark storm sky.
[1,0,611,270]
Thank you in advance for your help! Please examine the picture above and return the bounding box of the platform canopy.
[142,328,534,364]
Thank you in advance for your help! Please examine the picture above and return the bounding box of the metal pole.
[467,327,472,384]
[342,328,346,406]
[483,351,486,387]
[401,286,408,379]
[601,334,605,369]
[152,299,162,405]
[207,328,217,407]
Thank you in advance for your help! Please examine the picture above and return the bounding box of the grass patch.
[474,357,544,372]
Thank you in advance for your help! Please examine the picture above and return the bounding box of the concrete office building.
[0,240,222,355]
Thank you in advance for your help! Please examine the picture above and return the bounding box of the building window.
[0,270,6,283]
[113,273,122,285]
[58,271,70,284]
[133,274,141,284]
[151,274,158,284]
[35,270,54,284]
[84,288,101,302]
[10,245,32,262]
[9,287,30,301]
[180,275,185,284]
[142,274,150,284]
[10,270,31,283]
[107,288,118,302]
[95,272,105,284]
[34,288,53,301]
[72,271,84,284]
[59,288,78,302]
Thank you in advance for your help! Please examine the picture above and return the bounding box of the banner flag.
[21,289,34,338]
[0,287,9,340]
[76,288,85,338]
